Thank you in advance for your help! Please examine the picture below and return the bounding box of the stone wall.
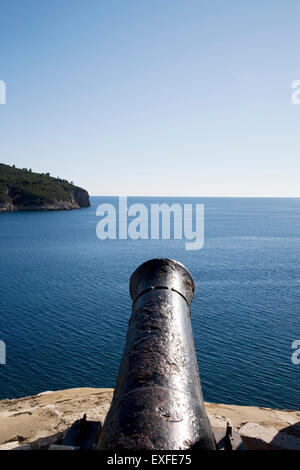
[0,388,299,450]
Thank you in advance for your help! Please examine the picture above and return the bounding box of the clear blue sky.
[0,0,299,196]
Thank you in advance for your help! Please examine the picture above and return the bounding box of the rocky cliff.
[0,164,90,212]
[0,388,299,450]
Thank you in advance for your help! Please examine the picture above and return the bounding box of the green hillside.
[0,164,90,210]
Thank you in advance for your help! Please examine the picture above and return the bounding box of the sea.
[0,197,299,410]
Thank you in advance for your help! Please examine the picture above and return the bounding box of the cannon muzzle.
[98,258,216,450]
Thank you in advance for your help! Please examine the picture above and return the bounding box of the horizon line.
[90,195,300,199]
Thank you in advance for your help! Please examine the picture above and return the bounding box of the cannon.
[98,258,216,450]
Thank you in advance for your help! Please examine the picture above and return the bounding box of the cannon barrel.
[98,258,216,450]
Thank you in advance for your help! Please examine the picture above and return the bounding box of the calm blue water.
[0,197,299,409]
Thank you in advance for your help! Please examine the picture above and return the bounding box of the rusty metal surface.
[98,259,216,450]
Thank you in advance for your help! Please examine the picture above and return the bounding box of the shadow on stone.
[240,421,300,450]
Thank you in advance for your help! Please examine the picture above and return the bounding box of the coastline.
[0,164,90,212]
[0,190,90,212]
[0,387,299,450]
